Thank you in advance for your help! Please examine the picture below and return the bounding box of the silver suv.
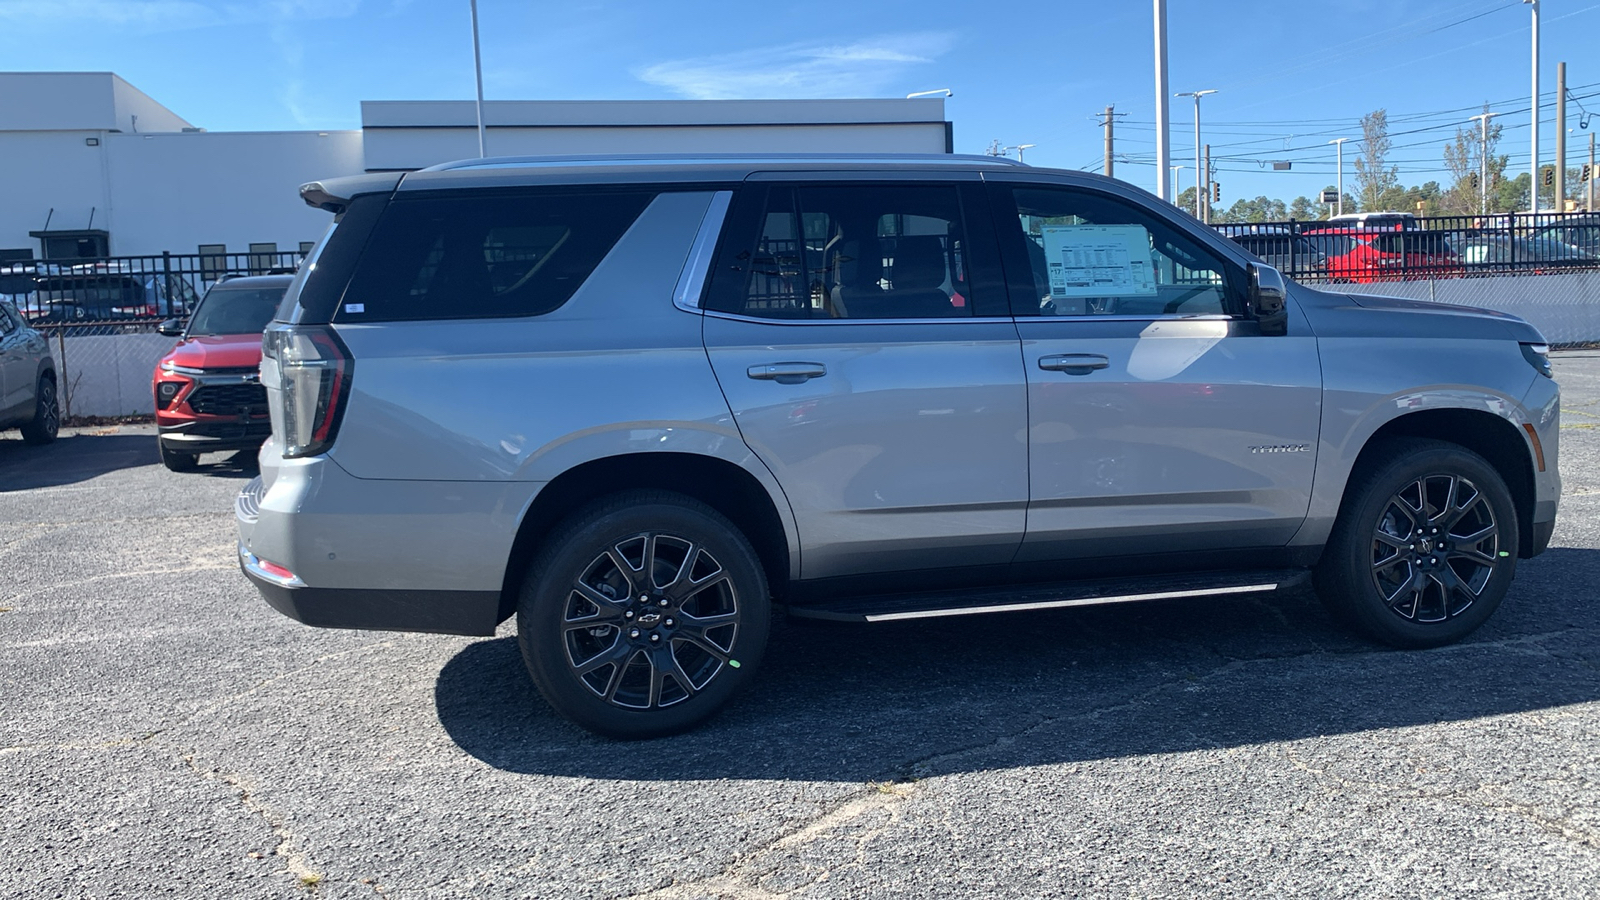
[0,297,58,445]
[236,155,1560,738]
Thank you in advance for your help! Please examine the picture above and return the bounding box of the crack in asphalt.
[180,751,326,893]
[1284,747,1600,851]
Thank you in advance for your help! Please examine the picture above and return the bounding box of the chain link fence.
[34,320,171,419]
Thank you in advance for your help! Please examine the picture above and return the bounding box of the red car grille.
[187,383,268,416]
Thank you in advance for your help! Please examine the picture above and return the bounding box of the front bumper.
[159,419,271,453]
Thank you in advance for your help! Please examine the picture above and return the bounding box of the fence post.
[162,250,173,316]
[55,329,70,420]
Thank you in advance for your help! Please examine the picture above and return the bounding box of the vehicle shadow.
[0,432,156,491]
[434,546,1600,781]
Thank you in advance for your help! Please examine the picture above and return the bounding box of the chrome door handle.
[1038,354,1110,374]
[747,362,827,384]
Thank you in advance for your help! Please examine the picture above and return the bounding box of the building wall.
[0,129,364,258]
[102,130,363,256]
[363,122,951,171]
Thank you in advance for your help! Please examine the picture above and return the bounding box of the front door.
[989,180,1323,563]
[700,180,1028,580]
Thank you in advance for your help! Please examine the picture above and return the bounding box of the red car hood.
[163,333,263,370]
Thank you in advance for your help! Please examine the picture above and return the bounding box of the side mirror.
[157,318,185,337]
[1249,264,1289,337]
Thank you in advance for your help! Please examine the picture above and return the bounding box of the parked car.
[21,270,197,324]
[151,274,291,471]
[0,297,59,444]
[1324,211,1417,231]
[1227,231,1328,280]
[1533,216,1600,256]
[235,155,1559,739]
[1457,234,1595,271]
[1314,228,1463,282]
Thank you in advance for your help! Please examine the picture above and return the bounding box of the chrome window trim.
[1020,314,1241,324]
[672,191,733,313]
[704,310,1016,326]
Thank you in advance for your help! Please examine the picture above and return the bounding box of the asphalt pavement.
[3,359,1600,899]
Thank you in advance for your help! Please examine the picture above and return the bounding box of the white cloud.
[636,33,955,100]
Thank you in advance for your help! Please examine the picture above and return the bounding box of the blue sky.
[3,0,1599,204]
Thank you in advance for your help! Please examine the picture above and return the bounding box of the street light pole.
[1469,113,1496,216]
[1171,164,1185,201]
[1527,0,1540,214]
[470,0,486,158]
[1177,89,1216,219]
[1153,0,1171,200]
[1329,138,1350,217]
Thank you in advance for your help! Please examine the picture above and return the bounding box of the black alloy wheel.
[518,491,769,739]
[1316,438,1519,648]
[20,376,58,445]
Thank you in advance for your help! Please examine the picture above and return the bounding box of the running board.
[786,569,1310,623]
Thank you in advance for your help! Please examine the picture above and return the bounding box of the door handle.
[1038,353,1110,374]
[747,362,827,384]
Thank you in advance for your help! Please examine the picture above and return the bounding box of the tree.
[1174,186,1212,221]
[1442,105,1509,215]
[1288,195,1324,221]
[1354,109,1400,211]
[1215,196,1288,224]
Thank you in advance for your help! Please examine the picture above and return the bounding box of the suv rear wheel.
[516,491,770,739]
[1316,438,1519,648]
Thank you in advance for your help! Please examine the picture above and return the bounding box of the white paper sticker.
[344,303,365,314]
[1041,224,1157,298]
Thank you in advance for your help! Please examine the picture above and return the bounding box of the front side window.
[998,186,1239,318]
[339,190,654,321]
[708,183,984,320]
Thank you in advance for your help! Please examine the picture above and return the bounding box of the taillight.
[263,324,352,458]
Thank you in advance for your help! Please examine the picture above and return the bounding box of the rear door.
[701,177,1028,580]
[988,177,1323,563]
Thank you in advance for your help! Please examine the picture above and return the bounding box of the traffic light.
[1212,182,1221,203]
[1542,166,1556,187]
[1468,172,1480,189]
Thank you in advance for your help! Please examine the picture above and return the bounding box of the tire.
[516,491,771,739]
[159,443,199,472]
[18,376,59,445]
[1315,438,1519,648]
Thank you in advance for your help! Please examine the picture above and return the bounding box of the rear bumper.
[239,544,501,636]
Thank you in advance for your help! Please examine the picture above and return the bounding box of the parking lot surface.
[4,357,1600,899]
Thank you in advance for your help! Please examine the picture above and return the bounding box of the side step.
[787,569,1310,623]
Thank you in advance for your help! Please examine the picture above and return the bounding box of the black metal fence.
[1215,212,1600,284]
[0,249,304,328]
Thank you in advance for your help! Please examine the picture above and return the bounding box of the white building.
[0,73,951,261]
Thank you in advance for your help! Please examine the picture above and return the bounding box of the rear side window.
[338,190,654,322]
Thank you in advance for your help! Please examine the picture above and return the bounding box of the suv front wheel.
[517,491,771,739]
[1316,438,1519,648]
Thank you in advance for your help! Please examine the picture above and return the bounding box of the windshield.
[186,286,286,336]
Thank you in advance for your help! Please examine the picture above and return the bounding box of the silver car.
[236,155,1560,738]
[0,297,58,444]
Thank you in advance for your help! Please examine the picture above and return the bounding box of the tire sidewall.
[517,496,770,739]
[1324,443,1519,648]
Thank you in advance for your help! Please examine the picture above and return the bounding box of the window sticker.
[1041,224,1157,298]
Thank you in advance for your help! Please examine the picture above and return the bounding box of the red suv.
[1303,228,1462,283]
[152,275,291,471]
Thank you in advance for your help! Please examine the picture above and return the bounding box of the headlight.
[1521,342,1553,379]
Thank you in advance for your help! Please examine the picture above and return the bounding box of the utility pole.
[1590,132,1596,212]
[1329,138,1350,217]
[1469,113,1496,216]
[1557,61,1567,212]
[1102,105,1115,177]
[1202,144,1213,224]
[1527,0,1540,213]
[1153,0,1171,200]
[1177,89,1217,219]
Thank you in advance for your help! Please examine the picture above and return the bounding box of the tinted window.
[1370,233,1454,256]
[186,287,288,336]
[709,184,981,320]
[1001,187,1237,317]
[338,190,654,322]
